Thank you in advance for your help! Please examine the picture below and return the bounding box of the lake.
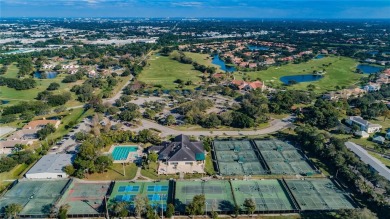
[247,45,269,51]
[34,71,58,79]
[280,75,323,84]
[314,54,325,59]
[356,64,383,74]
[212,55,236,72]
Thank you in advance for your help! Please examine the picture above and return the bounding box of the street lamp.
[160,193,166,219]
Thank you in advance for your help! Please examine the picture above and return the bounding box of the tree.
[111,201,129,217]
[165,115,176,126]
[146,205,157,219]
[339,208,378,219]
[95,156,113,173]
[5,203,23,219]
[148,152,158,163]
[166,203,175,218]
[37,123,56,140]
[58,204,69,219]
[63,165,75,176]
[186,194,205,217]
[383,109,390,121]
[134,194,148,218]
[243,198,256,216]
[47,82,60,91]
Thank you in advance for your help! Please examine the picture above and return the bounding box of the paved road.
[127,117,293,137]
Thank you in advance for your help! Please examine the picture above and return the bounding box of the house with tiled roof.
[149,135,205,174]
[23,119,60,129]
[230,80,265,91]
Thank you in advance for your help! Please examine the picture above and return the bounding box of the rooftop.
[345,142,390,181]
[26,154,73,175]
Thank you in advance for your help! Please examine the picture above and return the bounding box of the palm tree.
[111,201,129,217]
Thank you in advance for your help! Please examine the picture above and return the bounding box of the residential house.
[230,80,265,91]
[386,130,390,140]
[0,140,33,154]
[354,131,369,138]
[6,129,39,141]
[346,116,382,133]
[150,134,205,174]
[23,119,60,130]
[372,136,386,145]
[364,83,381,92]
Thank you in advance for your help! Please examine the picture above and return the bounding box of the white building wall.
[25,172,68,179]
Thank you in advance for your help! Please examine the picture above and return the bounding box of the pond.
[34,71,58,79]
[1,100,10,104]
[247,45,269,51]
[314,54,325,59]
[356,64,383,74]
[367,51,379,55]
[280,75,323,85]
[211,55,236,72]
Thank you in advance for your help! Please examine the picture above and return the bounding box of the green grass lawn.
[85,163,138,181]
[205,153,215,175]
[183,52,221,70]
[0,163,28,192]
[138,54,203,89]
[0,63,82,105]
[234,56,363,93]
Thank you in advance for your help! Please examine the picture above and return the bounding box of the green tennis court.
[231,180,296,212]
[58,181,111,215]
[0,179,70,216]
[213,140,268,176]
[285,179,355,210]
[175,180,235,213]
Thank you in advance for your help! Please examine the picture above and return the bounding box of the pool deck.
[107,145,143,164]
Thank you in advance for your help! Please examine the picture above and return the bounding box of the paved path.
[133,167,153,181]
[128,117,293,137]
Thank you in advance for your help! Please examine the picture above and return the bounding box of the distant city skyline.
[1,0,390,19]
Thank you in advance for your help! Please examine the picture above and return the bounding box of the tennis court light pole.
[160,194,164,219]
[122,159,126,176]
[205,202,208,218]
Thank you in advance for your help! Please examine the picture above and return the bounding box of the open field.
[139,54,203,89]
[0,63,82,106]
[0,164,28,192]
[235,56,363,93]
[183,52,221,70]
[85,163,138,181]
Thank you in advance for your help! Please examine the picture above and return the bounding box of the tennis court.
[0,179,70,216]
[214,140,253,151]
[213,140,267,176]
[285,179,355,210]
[254,140,317,175]
[58,181,111,215]
[109,181,170,212]
[175,180,235,213]
[231,180,296,212]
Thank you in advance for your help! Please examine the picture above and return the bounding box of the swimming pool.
[112,146,138,161]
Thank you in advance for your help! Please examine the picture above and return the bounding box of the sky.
[1,0,390,19]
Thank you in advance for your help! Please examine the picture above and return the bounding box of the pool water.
[247,45,269,51]
[112,146,138,160]
[314,54,325,59]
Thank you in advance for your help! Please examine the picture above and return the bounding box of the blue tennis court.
[147,194,168,201]
[147,185,169,192]
[118,185,140,192]
[112,146,138,161]
[115,194,136,202]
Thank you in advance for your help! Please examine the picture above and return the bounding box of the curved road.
[129,118,293,137]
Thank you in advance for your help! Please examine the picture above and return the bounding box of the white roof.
[345,142,390,181]
[26,154,73,175]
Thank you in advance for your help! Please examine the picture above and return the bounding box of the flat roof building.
[25,154,73,179]
[345,141,390,181]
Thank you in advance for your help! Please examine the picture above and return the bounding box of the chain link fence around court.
[0,179,70,217]
[231,180,298,213]
[285,179,355,211]
[213,140,268,176]
[57,181,112,215]
[254,140,319,176]
[175,180,235,214]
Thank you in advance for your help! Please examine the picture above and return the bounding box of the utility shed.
[345,141,390,181]
[25,154,73,179]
